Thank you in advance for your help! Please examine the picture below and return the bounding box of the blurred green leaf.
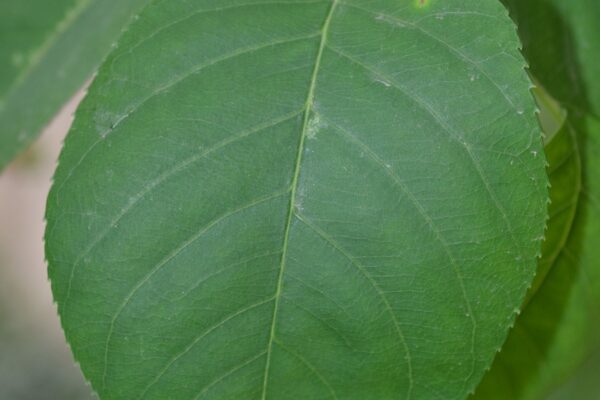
[45,1,547,398]
[526,87,577,303]
[502,0,600,117]
[0,0,150,170]
[547,349,600,400]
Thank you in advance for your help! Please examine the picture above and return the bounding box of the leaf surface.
[502,0,600,117]
[472,117,583,400]
[45,1,547,399]
[473,0,600,397]
[474,115,600,400]
[0,0,149,169]
[525,87,575,303]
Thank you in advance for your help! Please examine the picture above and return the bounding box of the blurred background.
[0,88,94,400]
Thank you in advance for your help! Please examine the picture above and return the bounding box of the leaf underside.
[45,1,547,399]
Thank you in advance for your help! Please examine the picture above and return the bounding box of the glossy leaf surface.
[45,1,547,399]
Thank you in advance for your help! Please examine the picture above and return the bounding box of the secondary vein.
[261,1,338,398]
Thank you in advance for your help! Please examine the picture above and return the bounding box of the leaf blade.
[472,118,582,400]
[473,0,600,396]
[46,1,547,398]
[262,3,341,399]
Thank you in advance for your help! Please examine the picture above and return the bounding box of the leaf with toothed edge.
[471,0,600,396]
[472,89,582,399]
[501,0,600,118]
[0,0,150,170]
[525,85,574,306]
[472,114,600,400]
[45,1,547,399]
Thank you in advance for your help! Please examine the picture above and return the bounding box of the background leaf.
[525,87,574,303]
[45,1,547,399]
[0,0,150,170]
[502,0,600,117]
[547,348,600,400]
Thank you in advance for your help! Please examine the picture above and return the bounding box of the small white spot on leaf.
[375,77,391,87]
[306,113,326,139]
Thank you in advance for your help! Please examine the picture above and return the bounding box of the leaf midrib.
[261,1,338,398]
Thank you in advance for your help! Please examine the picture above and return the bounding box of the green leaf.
[525,86,575,303]
[473,114,600,400]
[0,0,150,170]
[0,0,74,95]
[471,117,583,400]
[502,0,600,117]
[472,0,600,397]
[45,1,547,398]
[547,348,600,400]
[533,115,600,395]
